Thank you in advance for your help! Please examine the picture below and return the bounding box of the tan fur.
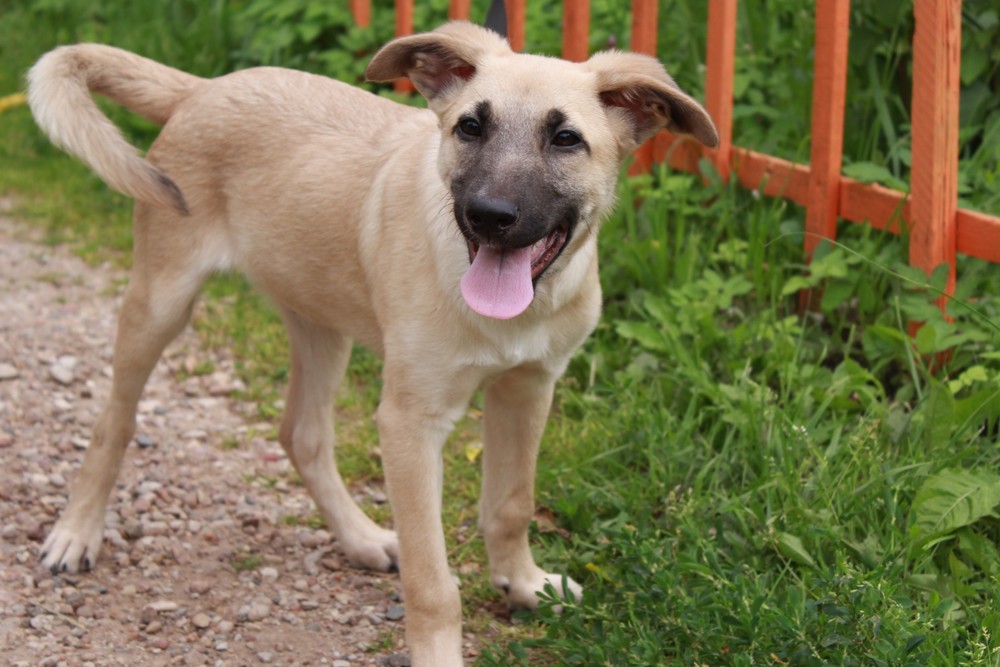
[27,22,717,666]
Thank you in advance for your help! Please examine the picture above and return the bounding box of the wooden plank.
[652,131,701,174]
[563,0,591,62]
[957,209,1000,264]
[909,0,961,302]
[838,178,908,234]
[351,0,371,28]
[449,0,471,21]
[804,0,850,260]
[838,180,1000,265]
[628,0,659,174]
[703,0,737,180]
[657,137,1000,267]
[733,148,811,207]
[507,0,526,52]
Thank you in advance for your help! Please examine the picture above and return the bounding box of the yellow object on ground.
[0,92,27,113]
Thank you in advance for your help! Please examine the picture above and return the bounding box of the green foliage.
[481,166,1000,666]
[2,2,1000,666]
[231,0,387,85]
[909,468,1000,551]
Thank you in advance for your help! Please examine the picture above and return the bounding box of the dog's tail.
[28,44,205,215]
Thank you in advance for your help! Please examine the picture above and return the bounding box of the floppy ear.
[585,51,719,150]
[366,21,511,102]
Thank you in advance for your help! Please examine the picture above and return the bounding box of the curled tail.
[28,44,206,215]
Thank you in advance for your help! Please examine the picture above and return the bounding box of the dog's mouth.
[460,223,571,320]
[466,223,570,280]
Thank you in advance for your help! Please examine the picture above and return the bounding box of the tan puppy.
[27,22,717,666]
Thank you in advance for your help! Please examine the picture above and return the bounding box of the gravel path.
[0,209,485,666]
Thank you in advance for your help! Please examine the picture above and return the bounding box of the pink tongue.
[460,245,534,319]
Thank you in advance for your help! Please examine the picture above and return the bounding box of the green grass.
[3,1,1000,665]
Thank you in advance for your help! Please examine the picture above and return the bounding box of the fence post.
[449,0,471,20]
[703,0,737,181]
[563,0,591,62]
[393,0,415,93]
[351,0,371,27]
[909,0,961,311]
[507,0,526,51]
[629,0,659,174]
[803,0,850,265]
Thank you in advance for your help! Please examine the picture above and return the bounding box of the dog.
[27,21,718,666]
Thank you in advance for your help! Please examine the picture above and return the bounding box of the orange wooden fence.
[352,0,1000,311]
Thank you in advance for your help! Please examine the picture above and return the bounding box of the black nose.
[466,196,519,234]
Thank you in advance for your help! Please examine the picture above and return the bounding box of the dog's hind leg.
[41,232,208,574]
[479,366,583,609]
[278,311,399,572]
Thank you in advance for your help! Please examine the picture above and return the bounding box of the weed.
[233,553,263,572]
[367,628,399,653]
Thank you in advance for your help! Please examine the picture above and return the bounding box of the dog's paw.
[341,525,399,573]
[493,569,583,611]
[39,519,103,575]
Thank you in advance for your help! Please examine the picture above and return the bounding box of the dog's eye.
[553,130,582,147]
[458,118,482,138]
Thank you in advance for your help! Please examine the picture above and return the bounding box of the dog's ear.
[366,21,510,102]
[585,51,719,150]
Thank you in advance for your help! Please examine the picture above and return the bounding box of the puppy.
[27,22,717,665]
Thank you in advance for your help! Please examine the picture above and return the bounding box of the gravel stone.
[0,214,485,665]
[238,597,273,623]
[49,360,75,385]
[192,612,212,629]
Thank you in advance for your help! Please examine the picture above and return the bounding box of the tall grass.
[2,1,1000,665]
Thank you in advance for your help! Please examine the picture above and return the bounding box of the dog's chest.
[455,321,569,374]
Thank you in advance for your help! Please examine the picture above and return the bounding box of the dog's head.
[367,22,718,319]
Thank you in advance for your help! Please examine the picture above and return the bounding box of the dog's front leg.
[377,377,472,667]
[480,365,582,610]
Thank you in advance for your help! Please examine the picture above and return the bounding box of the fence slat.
[838,179,909,234]
[803,0,850,261]
[394,0,413,37]
[629,0,658,54]
[449,0,471,20]
[351,0,371,28]
[563,0,591,62]
[507,0,526,51]
[393,0,415,93]
[653,131,701,173]
[628,0,659,174]
[910,0,961,305]
[703,0,737,180]
[733,149,811,207]
[958,211,1000,264]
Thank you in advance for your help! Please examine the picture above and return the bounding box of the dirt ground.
[0,208,487,666]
